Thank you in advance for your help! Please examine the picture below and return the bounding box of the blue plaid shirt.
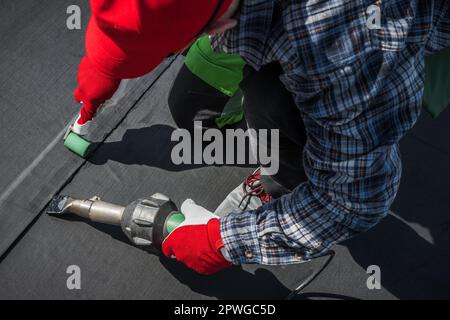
[213,0,450,265]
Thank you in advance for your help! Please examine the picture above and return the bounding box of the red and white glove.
[162,199,232,275]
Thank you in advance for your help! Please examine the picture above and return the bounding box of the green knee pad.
[423,46,450,118]
[185,36,245,128]
[186,36,450,122]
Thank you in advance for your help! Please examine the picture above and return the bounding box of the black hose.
[285,250,335,300]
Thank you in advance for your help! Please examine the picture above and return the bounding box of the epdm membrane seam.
[0,57,177,264]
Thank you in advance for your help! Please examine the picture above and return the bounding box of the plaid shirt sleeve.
[217,0,450,265]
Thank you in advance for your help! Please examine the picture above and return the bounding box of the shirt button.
[245,249,253,259]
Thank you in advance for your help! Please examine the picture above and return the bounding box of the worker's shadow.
[158,253,359,300]
[343,118,450,299]
[344,212,450,299]
[158,257,293,300]
[89,124,255,171]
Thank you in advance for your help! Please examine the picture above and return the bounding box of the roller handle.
[151,200,185,251]
[165,212,185,234]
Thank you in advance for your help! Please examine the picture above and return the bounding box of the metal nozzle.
[47,195,125,226]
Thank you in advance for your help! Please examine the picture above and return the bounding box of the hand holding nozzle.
[47,194,231,275]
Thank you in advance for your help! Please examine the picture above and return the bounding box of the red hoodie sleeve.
[74,0,232,122]
[73,9,160,123]
[74,1,166,122]
[73,55,121,122]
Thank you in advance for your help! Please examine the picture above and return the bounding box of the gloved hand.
[71,112,91,136]
[72,56,121,134]
[162,199,232,275]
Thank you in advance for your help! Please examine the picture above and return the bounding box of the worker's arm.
[73,15,163,126]
[73,0,234,127]
[220,115,403,265]
[73,55,122,125]
[73,0,168,126]
[218,45,427,265]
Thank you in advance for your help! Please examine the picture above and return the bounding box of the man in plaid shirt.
[74,0,449,275]
[167,0,450,272]
[201,0,450,267]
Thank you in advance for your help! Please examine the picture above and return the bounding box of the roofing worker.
[73,0,450,275]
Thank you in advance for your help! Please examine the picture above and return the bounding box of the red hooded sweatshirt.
[74,0,232,123]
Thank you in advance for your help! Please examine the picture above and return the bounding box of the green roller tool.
[64,132,91,158]
[63,124,92,158]
[46,193,185,251]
